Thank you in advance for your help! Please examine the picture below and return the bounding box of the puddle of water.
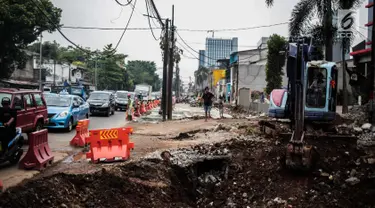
[62,152,85,163]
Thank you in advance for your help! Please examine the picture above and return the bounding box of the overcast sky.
[44,0,368,86]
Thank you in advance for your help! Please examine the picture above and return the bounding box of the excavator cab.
[269,62,337,122]
[304,62,337,121]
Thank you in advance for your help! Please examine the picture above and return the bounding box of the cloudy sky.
[44,0,369,86]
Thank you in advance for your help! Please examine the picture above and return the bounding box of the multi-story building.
[349,0,373,104]
[205,37,238,67]
[198,50,205,67]
[229,37,288,105]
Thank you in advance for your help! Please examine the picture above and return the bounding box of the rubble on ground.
[1,115,375,207]
[341,104,369,126]
[2,122,374,207]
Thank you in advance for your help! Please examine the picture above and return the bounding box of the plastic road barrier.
[134,107,140,117]
[140,103,146,114]
[19,129,54,170]
[70,119,90,147]
[86,127,134,163]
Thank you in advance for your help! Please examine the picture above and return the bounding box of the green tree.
[28,41,60,60]
[265,34,287,94]
[0,0,62,78]
[126,60,161,91]
[265,0,363,61]
[97,44,128,90]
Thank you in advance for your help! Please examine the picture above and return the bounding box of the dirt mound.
[1,133,375,207]
[0,161,193,208]
[196,137,375,207]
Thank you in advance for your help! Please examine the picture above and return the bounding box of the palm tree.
[194,66,209,90]
[265,0,364,61]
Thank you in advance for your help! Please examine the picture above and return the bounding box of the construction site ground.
[1,105,375,207]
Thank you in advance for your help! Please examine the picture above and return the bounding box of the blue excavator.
[265,37,338,170]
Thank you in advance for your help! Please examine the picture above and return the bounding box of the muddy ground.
[1,120,375,207]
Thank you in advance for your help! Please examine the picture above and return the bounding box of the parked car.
[43,92,58,98]
[45,94,89,132]
[87,91,115,116]
[0,88,48,133]
[115,90,128,111]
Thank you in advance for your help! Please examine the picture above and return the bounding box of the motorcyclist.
[0,97,16,151]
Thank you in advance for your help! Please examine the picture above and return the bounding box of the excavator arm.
[284,37,315,170]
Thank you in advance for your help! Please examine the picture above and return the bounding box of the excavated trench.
[168,156,230,202]
[0,146,233,208]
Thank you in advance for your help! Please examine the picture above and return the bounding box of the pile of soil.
[0,161,194,208]
[196,137,375,207]
[1,131,375,207]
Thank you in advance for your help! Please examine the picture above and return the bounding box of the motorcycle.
[0,123,24,165]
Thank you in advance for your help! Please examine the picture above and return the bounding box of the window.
[78,97,85,105]
[329,66,338,111]
[73,97,80,106]
[13,95,24,109]
[0,93,12,107]
[24,94,35,108]
[306,67,327,108]
[33,93,44,106]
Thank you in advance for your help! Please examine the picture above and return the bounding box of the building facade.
[229,37,288,104]
[198,50,205,67]
[349,0,373,103]
[205,37,238,67]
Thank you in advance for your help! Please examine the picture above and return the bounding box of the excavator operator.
[308,71,326,107]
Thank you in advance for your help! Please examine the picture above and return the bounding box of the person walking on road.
[218,94,224,119]
[201,87,214,122]
[126,94,133,121]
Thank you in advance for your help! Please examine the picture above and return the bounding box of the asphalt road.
[0,110,128,189]
[48,110,128,152]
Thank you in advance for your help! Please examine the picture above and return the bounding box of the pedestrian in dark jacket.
[201,87,214,122]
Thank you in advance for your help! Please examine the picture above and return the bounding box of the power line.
[115,0,133,6]
[110,6,124,23]
[112,0,137,52]
[176,30,218,62]
[183,41,258,48]
[60,21,289,32]
[61,26,155,30]
[178,22,289,32]
[147,0,164,27]
[176,41,199,60]
[145,0,159,40]
[29,0,91,54]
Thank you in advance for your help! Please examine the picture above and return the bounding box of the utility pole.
[39,33,43,91]
[162,19,169,121]
[342,37,348,113]
[94,59,98,90]
[167,5,175,120]
[53,60,56,86]
[370,2,375,123]
[176,63,180,98]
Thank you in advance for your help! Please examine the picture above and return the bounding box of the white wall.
[237,48,288,92]
[33,58,83,84]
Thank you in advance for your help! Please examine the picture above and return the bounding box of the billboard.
[212,69,226,87]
